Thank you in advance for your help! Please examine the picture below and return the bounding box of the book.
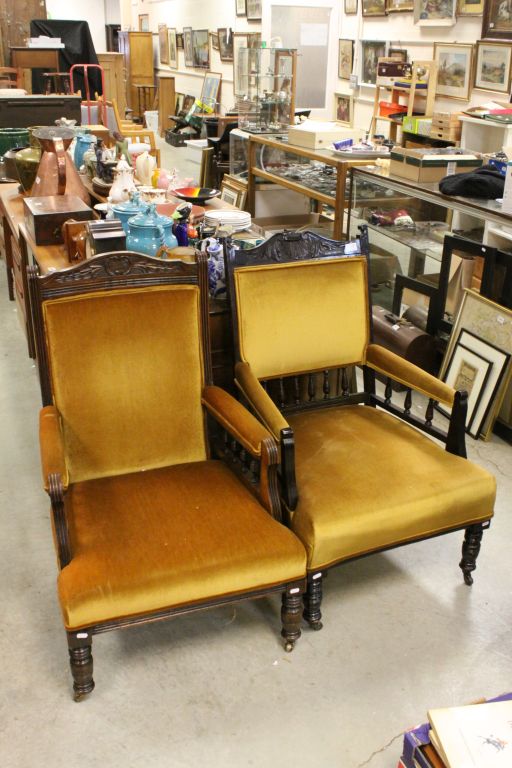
[428,699,512,767]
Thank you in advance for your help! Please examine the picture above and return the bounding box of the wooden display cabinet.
[117,31,154,119]
[97,53,126,120]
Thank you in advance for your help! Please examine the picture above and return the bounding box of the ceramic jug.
[108,158,136,204]
[74,133,96,170]
[30,127,90,205]
[135,150,157,186]
[126,203,166,257]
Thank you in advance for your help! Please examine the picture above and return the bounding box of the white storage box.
[288,120,364,150]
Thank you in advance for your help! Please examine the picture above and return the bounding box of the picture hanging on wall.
[233,33,249,96]
[414,0,456,25]
[218,28,234,62]
[474,40,512,92]
[236,0,247,16]
[168,28,178,70]
[345,0,358,13]
[389,47,408,61]
[386,0,414,11]
[175,93,185,115]
[361,41,388,84]
[338,39,354,80]
[334,93,354,125]
[362,0,387,15]
[184,27,194,68]
[434,42,474,99]
[247,0,262,20]
[159,25,169,66]
[457,0,484,16]
[192,30,210,69]
[200,72,222,110]
[138,14,149,32]
[176,33,184,50]
[482,0,512,39]
[211,32,220,52]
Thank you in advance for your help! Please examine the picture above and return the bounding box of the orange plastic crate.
[379,101,407,117]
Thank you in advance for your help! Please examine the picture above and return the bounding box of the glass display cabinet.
[236,48,297,134]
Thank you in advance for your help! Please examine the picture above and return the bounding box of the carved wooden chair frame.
[226,228,491,628]
[29,251,305,699]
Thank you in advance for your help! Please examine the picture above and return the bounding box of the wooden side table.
[10,48,60,93]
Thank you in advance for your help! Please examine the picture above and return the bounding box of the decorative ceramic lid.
[127,203,172,230]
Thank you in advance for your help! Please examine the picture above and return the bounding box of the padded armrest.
[366,344,455,407]
[40,406,69,492]
[234,362,290,440]
[202,385,272,458]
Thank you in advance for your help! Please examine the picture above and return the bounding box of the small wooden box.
[23,195,93,245]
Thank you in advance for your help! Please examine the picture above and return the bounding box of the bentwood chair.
[29,251,306,700]
[225,229,496,629]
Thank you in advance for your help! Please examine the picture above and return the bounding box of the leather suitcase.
[372,305,438,378]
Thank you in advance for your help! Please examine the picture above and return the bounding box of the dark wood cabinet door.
[0,0,47,65]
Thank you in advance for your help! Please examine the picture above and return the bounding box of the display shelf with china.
[236,48,297,134]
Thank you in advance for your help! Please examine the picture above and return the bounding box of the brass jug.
[31,127,90,205]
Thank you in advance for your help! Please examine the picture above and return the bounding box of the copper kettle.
[30,127,90,205]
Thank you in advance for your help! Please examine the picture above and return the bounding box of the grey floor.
[2,191,512,767]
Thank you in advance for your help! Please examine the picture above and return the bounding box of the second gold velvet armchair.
[225,229,496,631]
[29,251,306,699]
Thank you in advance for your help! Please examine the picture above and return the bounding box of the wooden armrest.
[39,406,69,492]
[234,362,290,440]
[366,344,455,407]
[202,385,271,458]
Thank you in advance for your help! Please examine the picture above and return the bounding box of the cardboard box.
[389,147,482,183]
[287,120,363,150]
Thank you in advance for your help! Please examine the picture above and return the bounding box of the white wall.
[126,0,506,131]
[46,0,107,53]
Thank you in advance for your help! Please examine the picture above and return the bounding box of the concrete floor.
[1,222,512,768]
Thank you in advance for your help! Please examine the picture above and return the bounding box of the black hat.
[439,165,504,199]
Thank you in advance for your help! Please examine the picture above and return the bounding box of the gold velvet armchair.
[29,251,306,700]
[225,229,496,630]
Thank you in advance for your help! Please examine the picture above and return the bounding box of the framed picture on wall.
[138,14,149,32]
[210,32,220,51]
[414,0,456,25]
[176,33,184,50]
[159,24,169,66]
[334,93,354,125]
[434,42,474,100]
[361,40,387,84]
[168,28,178,70]
[389,47,408,61]
[482,0,512,39]
[386,0,413,11]
[200,71,222,109]
[236,0,247,16]
[218,28,234,62]
[338,39,354,80]
[192,29,210,69]
[247,0,262,20]
[474,40,512,92]
[345,0,358,13]
[362,0,387,15]
[457,0,484,15]
[184,27,194,68]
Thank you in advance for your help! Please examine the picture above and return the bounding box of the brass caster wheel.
[284,640,295,653]
[463,572,474,586]
[309,620,323,631]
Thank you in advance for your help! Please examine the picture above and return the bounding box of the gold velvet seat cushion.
[58,461,306,630]
[287,406,496,571]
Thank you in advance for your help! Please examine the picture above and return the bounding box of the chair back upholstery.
[227,231,370,380]
[31,252,211,483]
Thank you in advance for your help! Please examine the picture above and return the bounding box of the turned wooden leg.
[460,523,485,586]
[303,573,323,631]
[281,588,302,652]
[67,632,94,701]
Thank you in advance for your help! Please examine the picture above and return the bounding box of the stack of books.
[398,693,512,768]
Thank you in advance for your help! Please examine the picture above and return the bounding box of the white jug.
[135,150,157,186]
[108,158,136,204]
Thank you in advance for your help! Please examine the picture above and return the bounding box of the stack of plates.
[204,209,251,232]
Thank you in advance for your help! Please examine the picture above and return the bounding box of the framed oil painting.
[334,93,354,125]
[218,28,234,62]
[159,24,169,66]
[236,0,247,16]
[414,0,456,25]
[168,28,178,70]
[176,33,184,50]
[138,14,149,32]
[482,0,512,39]
[338,39,354,80]
[387,0,413,10]
[247,0,262,20]
[210,32,219,52]
[361,41,387,84]
[192,29,210,69]
[184,27,194,68]
[457,0,484,15]
[345,0,358,11]
[363,0,387,15]
[474,40,512,92]
[434,42,474,99]
[200,71,222,110]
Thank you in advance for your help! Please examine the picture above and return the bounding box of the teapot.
[126,203,177,256]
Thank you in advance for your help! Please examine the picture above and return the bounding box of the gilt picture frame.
[474,39,512,93]
[434,42,474,100]
[158,24,169,66]
[168,28,178,70]
[334,92,354,125]
[338,39,354,80]
[482,0,512,39]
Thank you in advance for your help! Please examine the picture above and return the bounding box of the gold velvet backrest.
[43,285,207,483]
[233,257,370,379]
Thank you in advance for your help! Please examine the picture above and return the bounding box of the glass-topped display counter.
[236,48,296,134]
